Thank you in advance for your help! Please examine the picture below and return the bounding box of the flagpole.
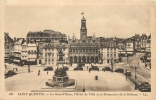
[81,12,84,17]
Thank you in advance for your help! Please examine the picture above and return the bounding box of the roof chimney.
[14,37,16,42]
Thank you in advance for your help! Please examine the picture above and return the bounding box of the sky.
[3,1,152,39]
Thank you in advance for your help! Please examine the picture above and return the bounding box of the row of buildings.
[4,16,151,66]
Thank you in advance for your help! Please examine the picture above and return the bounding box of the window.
[114,54,116,58]
[80,49,82,52]
[107,60,109,63]
[92,49,94,52]
[107,54,109,57]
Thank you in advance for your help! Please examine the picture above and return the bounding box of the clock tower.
[80,16,87,40]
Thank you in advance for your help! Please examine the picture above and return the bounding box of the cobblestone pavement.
[5,64,139,92]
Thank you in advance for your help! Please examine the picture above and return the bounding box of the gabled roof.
[101,41,118,48]
[4,32,13,43]
[14,38,25,45]
[22,41,27,46]
[141,34,147,39]
[134,34,141,40]
[148,34,151,39]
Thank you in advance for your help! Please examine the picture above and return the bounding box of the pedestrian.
[28,68,30,73]
[47,71,48,75]
[15,68,17,72]
[5,64,7,69]
[38,70,40,76]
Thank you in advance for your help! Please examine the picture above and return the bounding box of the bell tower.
[80,16,87,39]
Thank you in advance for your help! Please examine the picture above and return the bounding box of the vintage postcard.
[0,0,156,100]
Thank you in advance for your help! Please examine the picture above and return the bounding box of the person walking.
[38,70,40,76]
[28,66,30,73]
[125,70,127,81]
[47,71,48,75]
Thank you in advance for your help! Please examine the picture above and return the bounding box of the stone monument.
[46,67,75,87]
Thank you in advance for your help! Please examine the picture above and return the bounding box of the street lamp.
[134,66,137,90]
[125,62,129,81]
[126,51,128,64]
[125,70,127,81]
[28,58,30,73]
[82,79,85,92]
[111,57,113,72]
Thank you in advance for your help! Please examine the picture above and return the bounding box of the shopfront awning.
[13,59,20,62]
[57,61,65,64]
[27,59,36,62]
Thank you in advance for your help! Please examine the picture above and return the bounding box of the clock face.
[82,31,85,34]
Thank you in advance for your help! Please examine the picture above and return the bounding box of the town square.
[4,5,151,92]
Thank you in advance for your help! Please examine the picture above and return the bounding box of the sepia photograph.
[1,0,156,100]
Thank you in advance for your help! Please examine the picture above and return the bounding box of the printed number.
[9,93,13,95]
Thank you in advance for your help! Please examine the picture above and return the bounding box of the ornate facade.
[69,34,99,64]
[42,42,68,65]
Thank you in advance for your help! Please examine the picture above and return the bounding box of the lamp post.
[28,58,30,73]
[111,57,113,72]
[134,66,137,90]
[125,51,128,64]
[125,70,127,81]
[82,79,85,92]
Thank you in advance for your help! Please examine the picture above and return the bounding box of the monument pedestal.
[46,67,75,87]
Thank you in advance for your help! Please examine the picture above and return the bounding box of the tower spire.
[80,13,87,40]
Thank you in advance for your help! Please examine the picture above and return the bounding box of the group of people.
[13,68,18,72]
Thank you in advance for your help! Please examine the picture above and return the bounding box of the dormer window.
[110,43,114,47]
